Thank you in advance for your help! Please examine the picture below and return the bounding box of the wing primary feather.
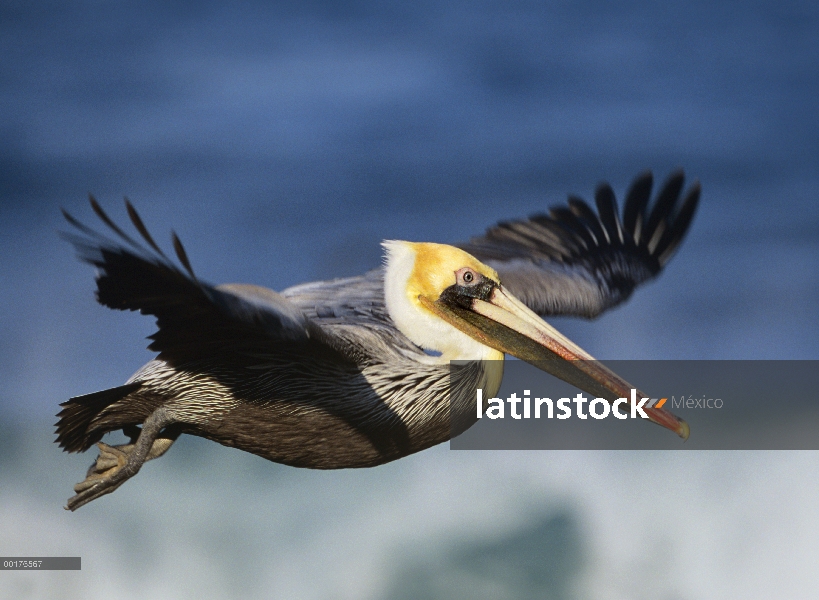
[61,207,112,243]
[568,195,607,245]
[548,207,594,250]
[512,220,574,257]
[656,181,700,266]
[643,169,684,246]
[489,220,573,261]
[172,231,197,280]
[528,215,584,258]
[622,171,653,245]
[88,194,145,252]
[125,199,170,260]
[61,204,150,265]
[594,183,623,245]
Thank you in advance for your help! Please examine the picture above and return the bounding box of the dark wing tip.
[548,206,595,250]
[617,169,700,274]
[88,194,108,224]
[172,230,196,279]
[125,198,168,259]
[61,206,85,231]
[567,195,608,246]
[60,203,115,247]
[87,194,145,251]
[594,183,623,245]
[656,178,700,266]
[622,170,654,243]
[642,170,686,251]
[62,196,201,289]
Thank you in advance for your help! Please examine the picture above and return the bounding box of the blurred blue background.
[1,1,818,598]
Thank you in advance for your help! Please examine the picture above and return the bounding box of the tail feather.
[55,383,142,452]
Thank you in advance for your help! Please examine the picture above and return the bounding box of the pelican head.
[383,240,689,439]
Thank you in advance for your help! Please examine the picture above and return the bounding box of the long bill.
[421,286,689,440]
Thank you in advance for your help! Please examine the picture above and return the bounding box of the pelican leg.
[66,408,177,511]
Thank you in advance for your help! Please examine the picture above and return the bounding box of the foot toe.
[72,443,132,499]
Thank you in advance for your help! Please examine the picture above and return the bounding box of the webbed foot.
[65,409,178,511]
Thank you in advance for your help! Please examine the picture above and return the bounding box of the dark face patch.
[438,269,497,309]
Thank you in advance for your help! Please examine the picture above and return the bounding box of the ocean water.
[1,1,818,598]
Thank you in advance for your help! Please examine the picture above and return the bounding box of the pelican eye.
[456,267,479,286]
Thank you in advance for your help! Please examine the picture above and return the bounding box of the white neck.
[382,241,502,362]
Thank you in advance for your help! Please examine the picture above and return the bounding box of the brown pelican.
[56,170,699,510]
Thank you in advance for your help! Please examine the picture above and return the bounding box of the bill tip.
[678,419,690,441]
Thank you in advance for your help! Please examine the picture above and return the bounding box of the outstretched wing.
[458,170,700,318]
[61,198,338,367]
